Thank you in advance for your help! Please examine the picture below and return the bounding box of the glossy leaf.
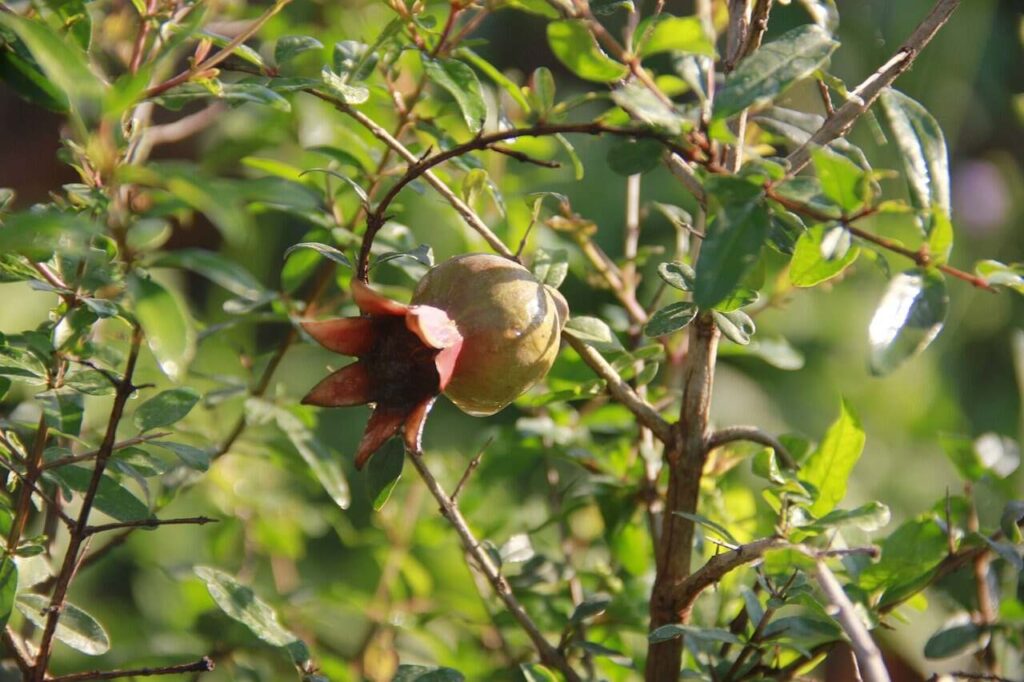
[611,81,685,134]
[134,388,200,432]
[644,302,697,337]
[151,440,212,471]
[975,260,1023,294]
[547,20,628,83]
[156,81,292,111]
[717,336,805,370]
[788,224,860,287]
[0,210,94,261]
[127,274,195,381]
[17,594,109,655]
[658,261,695,291]
[275,35,323,66]
[334,40,377,82]
[194,566,303,650]
[648,623,742,645]
[926,209,953,265]
[422,57,487,133]
[878,88,950,224]
[320,67,369,104]
[712,310,755,345]
[714,24,838,119]
[801,400,865,517]
[533,249,569,288]
[868,270,948,375]
[694,177,768,309]
[393,666,465,682]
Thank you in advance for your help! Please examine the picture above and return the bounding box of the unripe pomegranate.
[301,253,567,468]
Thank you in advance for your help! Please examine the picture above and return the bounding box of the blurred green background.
[0,0,1021,679]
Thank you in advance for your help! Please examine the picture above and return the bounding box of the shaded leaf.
[606,138,664,176]
[284,242,353,268]
[0,559,15,629]
[127,274,195,381]
[458,47,531,112]
[712,309,755,345]
[53,466,151,522]
[366,439,404,511]
[275,35,323,66]
[393,666,465,682]
[152,249,268,300]
[714,24,838,119]
[134,388,200,432]
[611,81,686,134]
[564,316,623,352]
[645,302,698,337]
[658,261,695,291]
[38,388,84,436]
[924,623,985,659]
[638,16,715,57]
[649,623,742,645]
[151,440,212,472]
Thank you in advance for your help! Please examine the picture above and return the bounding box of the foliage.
[0,0,1021,681]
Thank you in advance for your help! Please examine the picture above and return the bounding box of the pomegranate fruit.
[301,253,567,468]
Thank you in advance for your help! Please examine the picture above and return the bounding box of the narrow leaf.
[645,302,697,337]
[868,270,948,375]
[17,594,109,655]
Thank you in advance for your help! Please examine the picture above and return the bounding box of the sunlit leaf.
[637,16,715,57]
[547,20,628,83]
[564,316,624,352]
[38,388,84,437]
[275,35,323,66]
[868,270,948,375]
[458,48,531,113]
[788,224,860,287]
[801,399,865,517]
[17,594,109,655]
[811,148,868,213]
[422,56,487,133]
[0,559,16,629]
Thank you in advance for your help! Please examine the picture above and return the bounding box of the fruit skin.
[412,253,567,416]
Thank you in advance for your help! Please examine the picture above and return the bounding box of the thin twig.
[487,144,562,168]
[7,414,50,551]
[2,627,33,676]
[128,0,159,74]
[813,560,891,682]
[85,516,218,536]
[706,425,797,469]
[787,0,963,173]
[32,326,144,680]
[675,536,786,622]
[563,334,673,444]
[450,438,492,503]
[405,449,582,682]
[41,432,171,470]
[46,657,215,681]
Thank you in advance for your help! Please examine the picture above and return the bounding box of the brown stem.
[127,0,159,74]
[706,425,796,469]
[41,432,171,470]
[32,326,144,680]
[6,414,49,552]
[85,516,218,536]
[646,313,719,680]
[46,657,215,681]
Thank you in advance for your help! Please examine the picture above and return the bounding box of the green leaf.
[868,270,948,376]
[638,16,715,57]
[16,594,109,655]
[606,138,664,176]
[374,245,435,270]
[811,148,868,213]
[975,260,1024,294]
[275,35,324,66]
[134,388,200,432]
[564,316,624,352]
[712,309,755,345]
[648,624,742,645]
[64,370,116,396]
[878,88,950,224]
[422,57,487,133]
[532,248,569,288]
[333,40,377,82]
[527,66,556,116]
[801,400,865,517]
[0,559,16,629]
[788,224,860,287]
[694,177,768,309]
[320,67,369,104]
[645,302,698,337]
[151,441,212,471]
[714,24,838,119]
[393,665,465,682]
[127,274,195,381]
[860,517,947,594]
[717,336,805,370]
[926,209,953,265]
[42,0,91,50]
[806,501,891,532]
[610,81,686,134]
[547,20,628,83]
[657,261,695,291]
[250,400,350,510]
[924,623,986,659]
[458,48,531,113]
[151,249,268,300]
[570,595,612,624]
[0,12,102,117]
[672,511,738,546]
[713,287,759,313]
[0,32,68,111]
[0,210,94,261]
[38,388,84,437]
[366,439,404,511]
[155,81,292,111]
[53,466,152,522]
[194,566,307,659]
[283,242,353,268]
